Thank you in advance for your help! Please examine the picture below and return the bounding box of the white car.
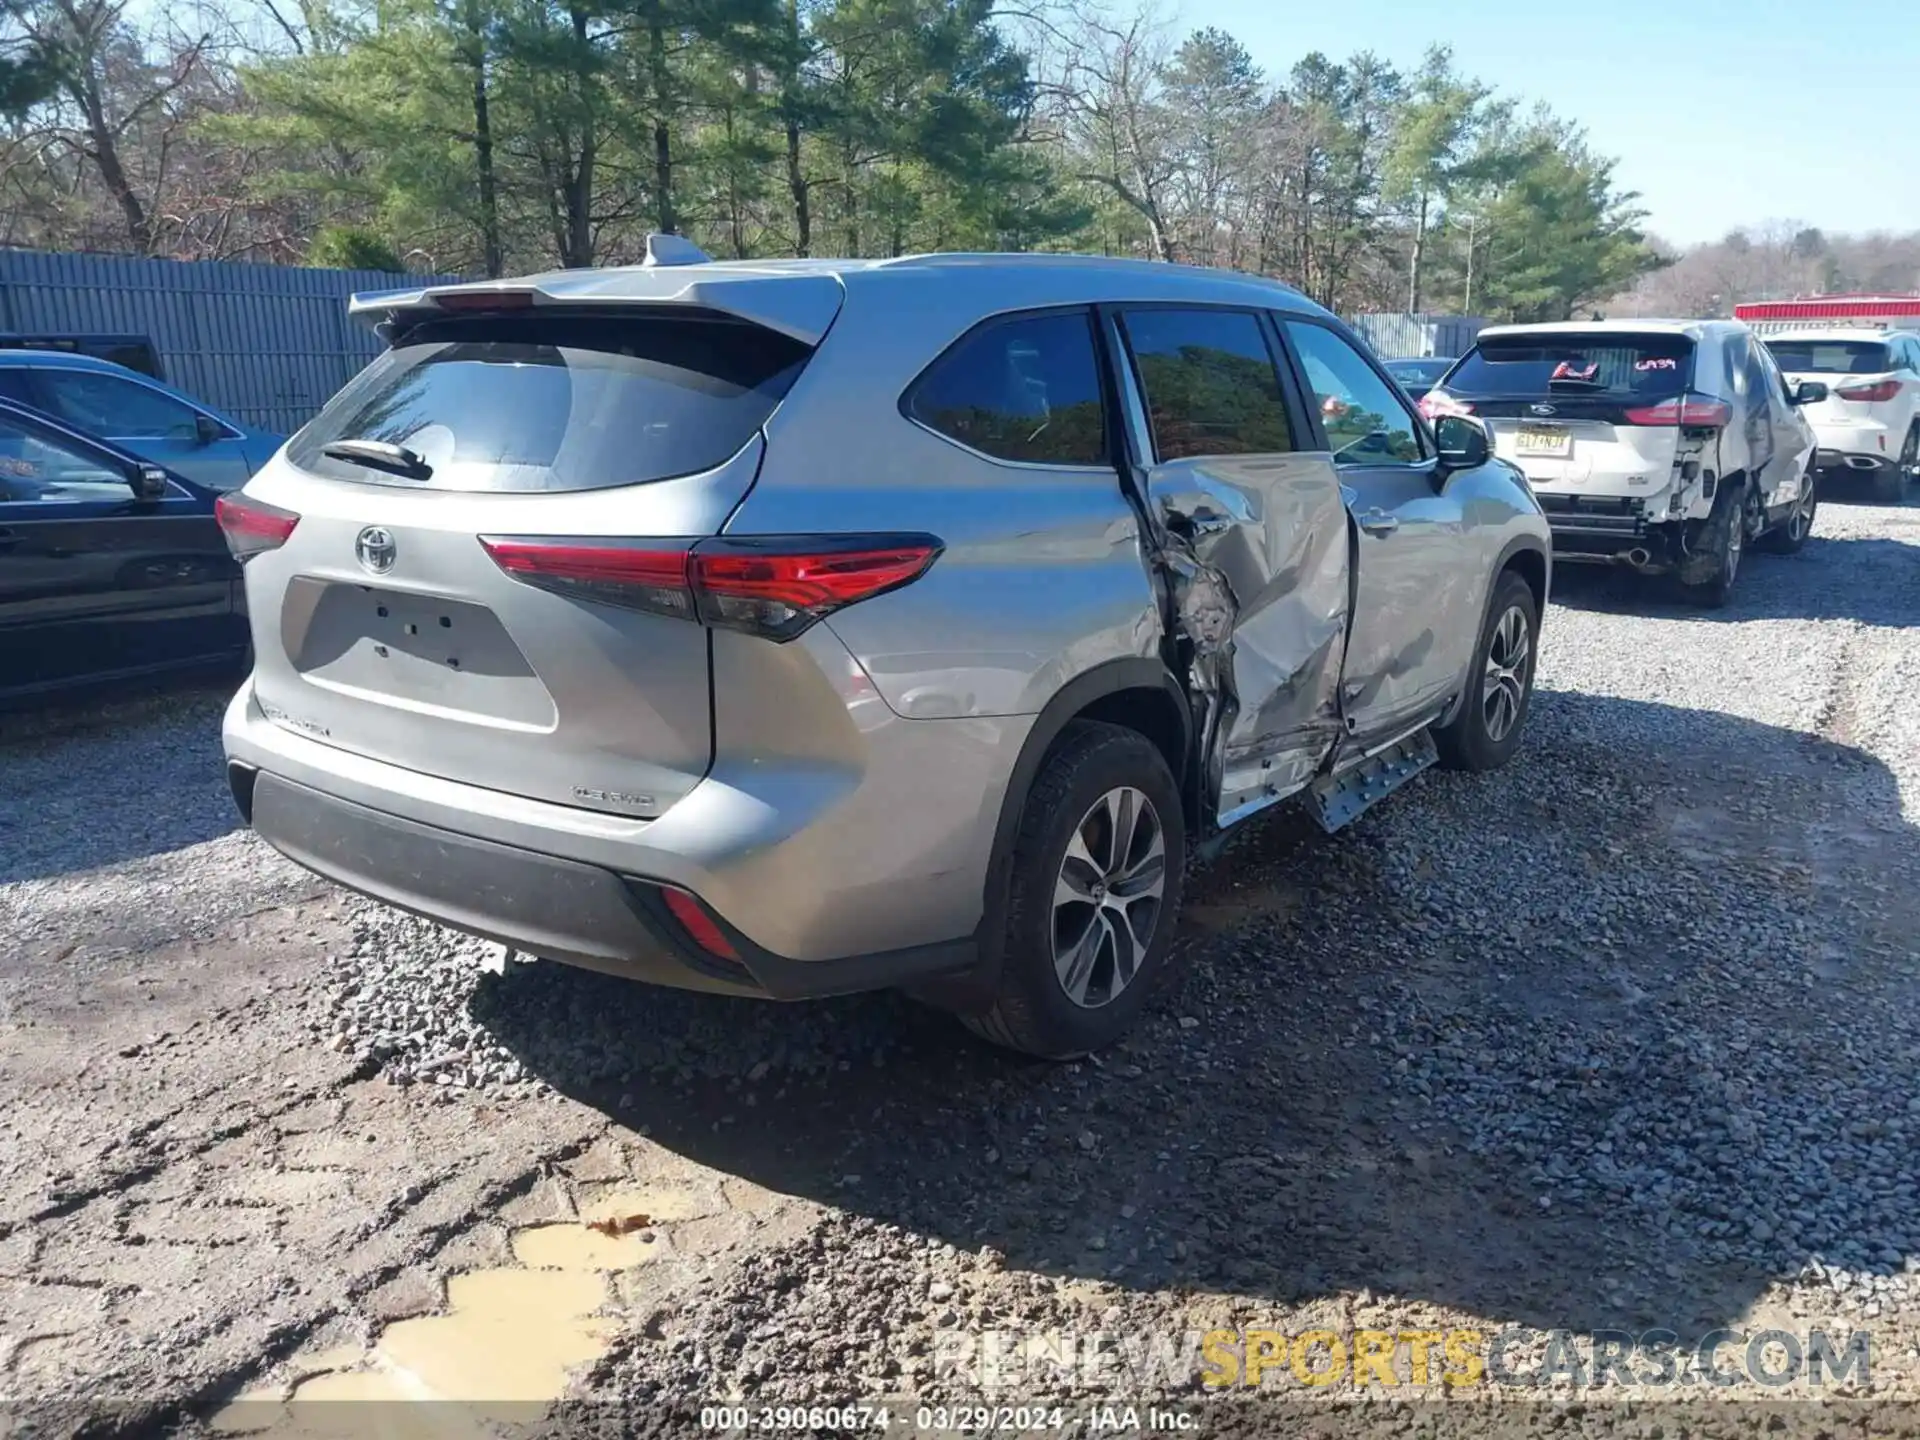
[1424,319,1821,606]
[1761,329,1920,503]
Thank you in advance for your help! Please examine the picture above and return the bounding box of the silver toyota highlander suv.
[219,243,1551,1057]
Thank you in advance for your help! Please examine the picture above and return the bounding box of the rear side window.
[906,310,1107,465]
[1763,340,1891,375]
[1120,308,1293,461]
[289,312,812,492]
[1446,333,1695,401]
[40,371,203,440]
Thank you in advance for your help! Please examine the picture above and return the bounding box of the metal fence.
[0,250,461,435]
[0,249,1495,432]
[1347,313,1488,361]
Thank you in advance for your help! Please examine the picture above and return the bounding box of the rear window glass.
[1762,340,1890,375]
[288,312,811,492]
[907,310,1107,465]
[1445,334,1695,401]
[0,338,162,378]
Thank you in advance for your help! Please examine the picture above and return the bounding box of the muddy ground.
[3,490,1919,1438]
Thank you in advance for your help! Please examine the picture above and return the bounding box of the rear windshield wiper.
[322,438,433,480]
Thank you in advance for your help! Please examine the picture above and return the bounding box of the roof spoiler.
[347,245,840,347]
[347,234,709,318]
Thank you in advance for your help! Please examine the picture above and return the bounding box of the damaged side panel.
[1149,454,1352,828]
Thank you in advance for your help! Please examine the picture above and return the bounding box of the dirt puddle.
[211,1186,704,1433]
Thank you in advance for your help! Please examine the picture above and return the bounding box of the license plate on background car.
[1516,426,1573,458]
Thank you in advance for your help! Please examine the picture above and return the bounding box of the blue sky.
[1174,0,1920,245]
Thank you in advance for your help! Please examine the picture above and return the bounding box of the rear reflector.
[479,533,942,641]
[215,493,300,560]
[661,887,741,961]
[1624,395,1732,428]
[1835,379,1901,403]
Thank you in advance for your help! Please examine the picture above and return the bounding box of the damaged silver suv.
[219,245,1550,1058]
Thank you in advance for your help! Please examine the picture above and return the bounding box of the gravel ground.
[3,490,1919,1434]
[0,687,325,968]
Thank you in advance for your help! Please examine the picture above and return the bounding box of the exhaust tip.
[1624,547,1652,568]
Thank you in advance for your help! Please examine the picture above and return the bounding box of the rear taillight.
[1835,379,1900,403]
[1623,394,1731,428]
[692,539,941,639]
[214,493,300,561]
[661,887,740,962]
[478,539,696,619]
[478,533,942,642]
[1419,390,1473,420]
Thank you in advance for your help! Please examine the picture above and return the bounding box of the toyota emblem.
[355,526,397,574]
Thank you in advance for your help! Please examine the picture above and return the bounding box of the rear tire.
[1678,482,1743,608]
[1433,570,1538,774]
[962,723,1186,1059]
[1759,466,1817,554]
[1872,459,1904,504]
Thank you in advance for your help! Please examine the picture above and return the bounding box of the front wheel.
[962,723,1187,1059]
[1433,569,1539,773]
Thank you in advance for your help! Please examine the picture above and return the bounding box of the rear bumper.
[1812,424,1893,469]
[1537,495,1656,560]
[234,763,976,1000]
[1815,447,1895,473]
[223,675,1022,984]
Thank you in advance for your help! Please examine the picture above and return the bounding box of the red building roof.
[1733,295,1920,322]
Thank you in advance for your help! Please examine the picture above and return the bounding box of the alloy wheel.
[1788,472,1817,542]
[1052,787,1167,1009]
[1481,604,1532,744]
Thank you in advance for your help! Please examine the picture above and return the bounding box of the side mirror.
[194,413,227,446]
[1434,413,1491,470]
[130,464,169,500]
[1792,380,1828,406]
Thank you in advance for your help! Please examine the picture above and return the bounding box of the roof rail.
[643,234,712,268]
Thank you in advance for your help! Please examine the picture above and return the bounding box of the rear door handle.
[1357,509,1400,536]
[0,527,18,553]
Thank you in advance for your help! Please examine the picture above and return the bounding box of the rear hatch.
[1428,332,1701,495]
[1762,336,1901,435]
[237,296,829,819]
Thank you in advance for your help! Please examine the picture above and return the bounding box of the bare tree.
[1050,2,1177,261]
[2,0,212,251]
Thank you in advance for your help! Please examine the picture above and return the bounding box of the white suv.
[1424,320,1821,606]
[1762,329,1920,503]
